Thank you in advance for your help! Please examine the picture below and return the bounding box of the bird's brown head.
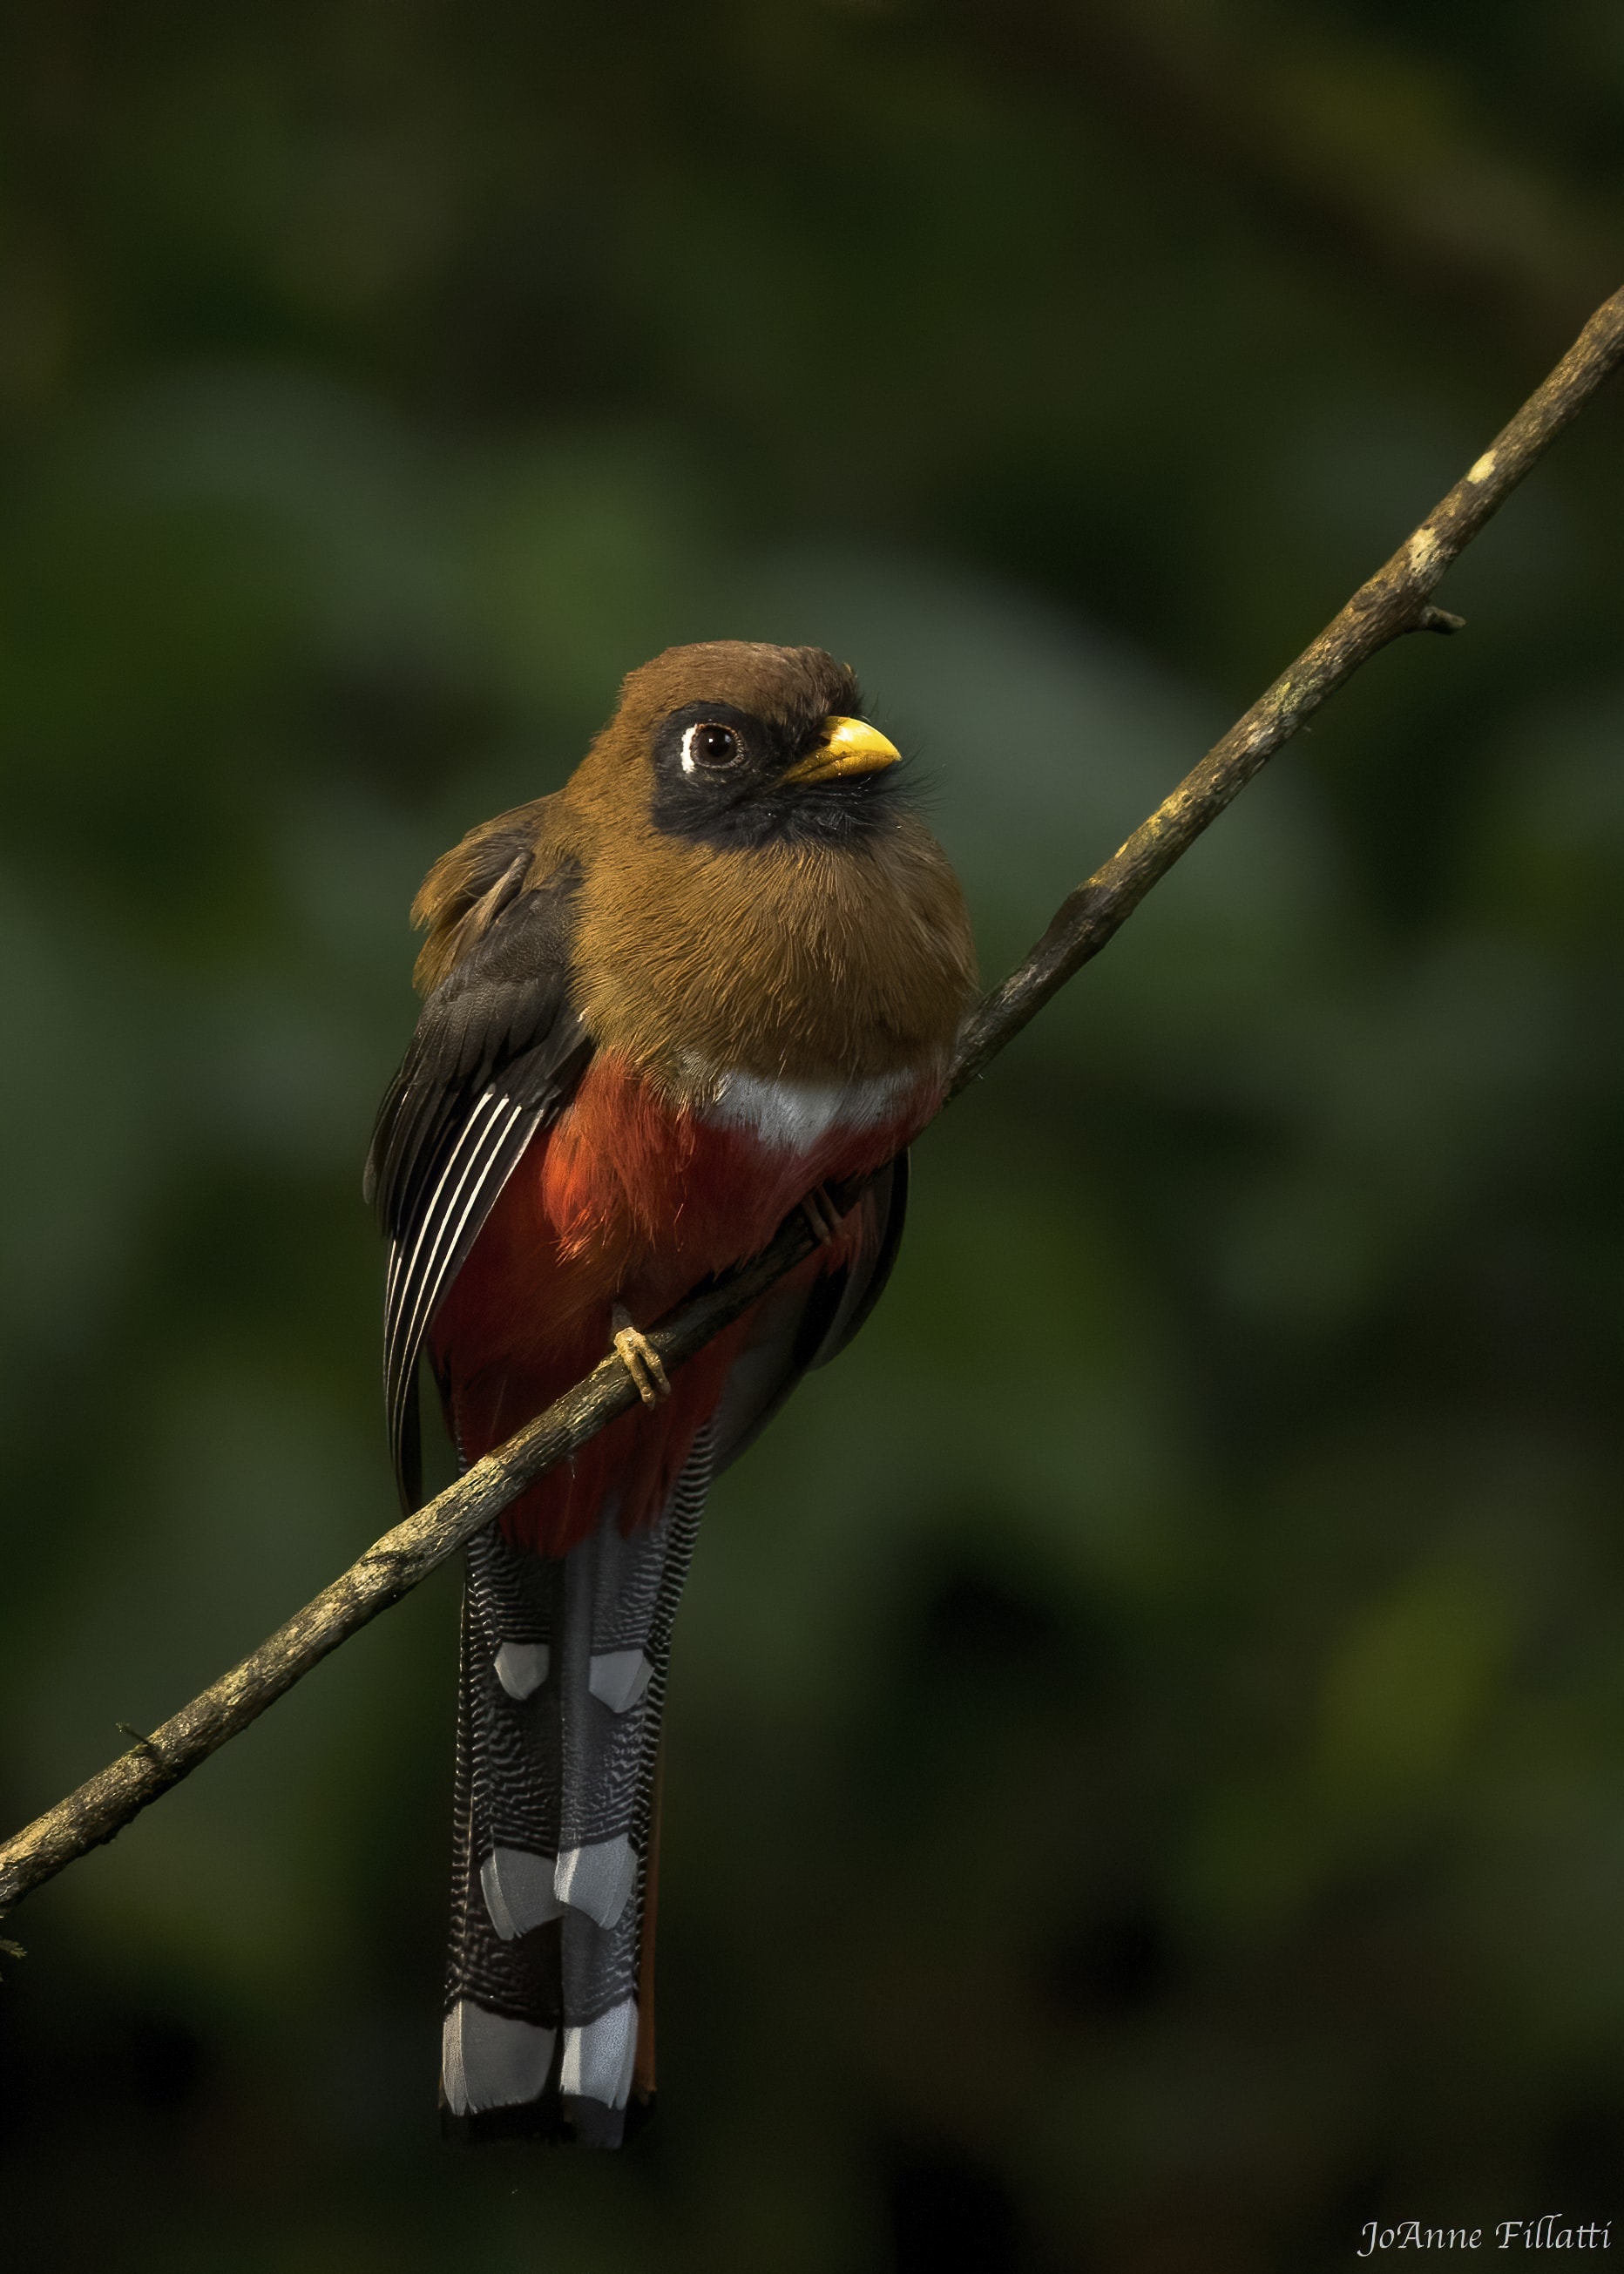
[411,637,975,1083]
[579,641,904,852]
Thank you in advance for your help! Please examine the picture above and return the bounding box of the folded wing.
[366,859,593,1508]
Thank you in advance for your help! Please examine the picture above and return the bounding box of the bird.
[366,640,976,2145]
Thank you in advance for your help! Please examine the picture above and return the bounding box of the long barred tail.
[440,1425,713,2145]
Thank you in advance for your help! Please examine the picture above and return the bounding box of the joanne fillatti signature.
[1358,2218,1613,2255]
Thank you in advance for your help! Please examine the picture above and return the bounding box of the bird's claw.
[801,1183,844,1244]
[612,1303,672,1408]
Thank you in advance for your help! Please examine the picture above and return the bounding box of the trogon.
[367,641,976,2143]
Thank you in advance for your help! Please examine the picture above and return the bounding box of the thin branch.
[3,286,1622,1918]
[951,285,1624,1096]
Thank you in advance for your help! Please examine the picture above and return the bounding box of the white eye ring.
[680,722,738,775]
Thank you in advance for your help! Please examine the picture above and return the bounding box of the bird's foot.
[612,1303,672,1409]
[801,1183,845,1245]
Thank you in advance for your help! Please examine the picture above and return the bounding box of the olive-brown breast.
[565,810,976,1093]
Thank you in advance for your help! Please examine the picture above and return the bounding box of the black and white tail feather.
[442,1425,713,2145]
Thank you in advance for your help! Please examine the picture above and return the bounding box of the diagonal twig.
[2,286,1621,1916]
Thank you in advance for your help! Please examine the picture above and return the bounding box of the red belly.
[430,1052,926,1553]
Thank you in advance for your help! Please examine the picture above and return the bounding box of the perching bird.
[366,641,975,2144]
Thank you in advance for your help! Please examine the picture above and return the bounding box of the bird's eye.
[680,722,742,775]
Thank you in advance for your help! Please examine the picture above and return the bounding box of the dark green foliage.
[3,3,1624,2265]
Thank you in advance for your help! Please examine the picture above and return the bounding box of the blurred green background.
[4,3,1624,2269]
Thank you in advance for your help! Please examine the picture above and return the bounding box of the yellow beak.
[780,715,902,788]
